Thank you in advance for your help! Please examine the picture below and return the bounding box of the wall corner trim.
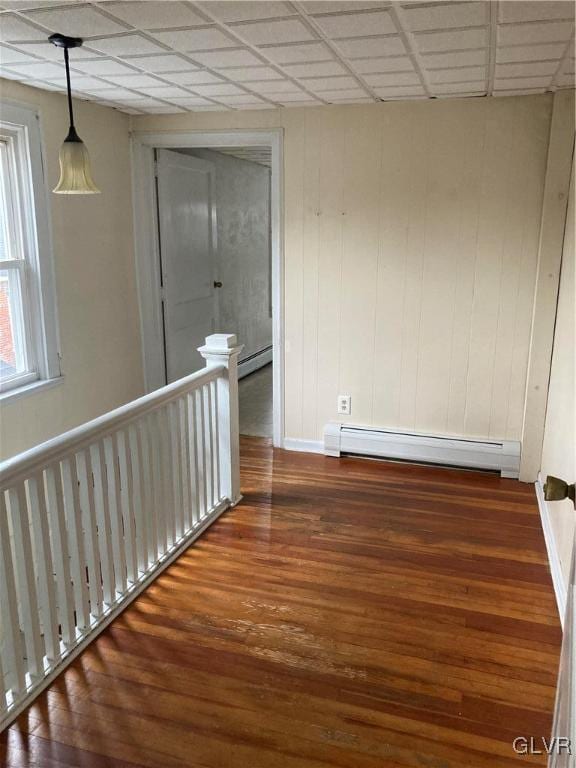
[535,472,567,626]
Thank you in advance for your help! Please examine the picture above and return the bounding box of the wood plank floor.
[1,437,561,767]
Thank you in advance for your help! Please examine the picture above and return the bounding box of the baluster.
[204,383,214,511]
[152,409,167,555]
[90,442,115,605]
[7,485,44,678]
[0,492,26,696]
[211,379,221,502]
[44,465,75,644]
[169,400,184,541]
[195,388,207,519]
[76,451,103,619]
[26,474,60,662]
[178,397,192,532]
[159,406,175,548]
[140,416,158,564]
[104,435,127,595]
[0,642,7,715]
[117,430,138,584]
[187,392,200,527]
[129,424,148,574]
[61,458,91,631]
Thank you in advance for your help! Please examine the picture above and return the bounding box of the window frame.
[0,101,61,397]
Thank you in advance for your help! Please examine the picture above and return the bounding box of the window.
[0,102,60,396]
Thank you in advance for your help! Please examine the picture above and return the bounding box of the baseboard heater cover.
[238,345,272,380]
[324,423,520,478]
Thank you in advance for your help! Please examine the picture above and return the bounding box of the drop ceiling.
[0,1,574,114]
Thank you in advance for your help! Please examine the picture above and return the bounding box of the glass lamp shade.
[53,136,100,194]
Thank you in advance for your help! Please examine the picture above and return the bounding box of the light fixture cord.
[63,46,75,130]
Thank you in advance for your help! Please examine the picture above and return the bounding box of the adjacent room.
[0,1,574,766]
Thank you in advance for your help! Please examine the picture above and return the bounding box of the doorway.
[131,130,283,446]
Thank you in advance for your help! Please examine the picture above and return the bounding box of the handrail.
[0,334,243,732]
[0,364,225,487]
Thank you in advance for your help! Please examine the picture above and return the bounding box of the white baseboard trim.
[283,438,324,454]
[238,346,273,380]
[535,473,567,626]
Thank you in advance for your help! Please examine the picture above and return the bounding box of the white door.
[156,149,217,382]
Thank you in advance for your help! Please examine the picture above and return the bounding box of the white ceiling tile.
[494,76,554,89]
[429,66,486,83]
[89,34,167,56]
[422,50,486,68]
[7,40,97,59]
[496,42,567,62]
[565,58,575,74]
[415,28,487,52]
[104,1,206,29]
[219,66,283,81]
[495,61,560,78]
[316,88,369,100]
[191,48,263,67]
[337,36,406,58]
[0,13,47,41]
[214,94,267,105]
[82,86,145,99]
[263,89,312,100]
[104,96,166,107]
[374,85,426,98]
[4,60,63,77]
[350,56,413,73]
[24,6,128,37]
[3,0,85,8]
[499,1,574,24]
[1,66,34,80]
[152,27,237,51]
[301,74,357,89]
[71,58,139,76]
[557,72,575,87]
[104,73,164,88]
[138,84,192,97]
[313,11,395,38]
[191,83,246,95]
[125,54,195,73]
[364,71,421,86]
[64,76,115,90]
[235,19,315,45]
[167,70,224,85]
[248,78,301,92]
[263,42,333,63]
[165,96,216,106]
[27,79,65,91]
[138,105,186,113]
[202,2,294,23]
[303,2,385,13]
[494,89,546,96]
[430,81,486,94]
[0,43,39,63]
[182,104,230,111]
[283,60,346,76]
[497,21,573,46]
[404,1,488,32]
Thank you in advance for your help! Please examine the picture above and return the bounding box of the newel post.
[198,334,243,506]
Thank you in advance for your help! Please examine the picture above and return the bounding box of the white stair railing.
[0,333,242,731]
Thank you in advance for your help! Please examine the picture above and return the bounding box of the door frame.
[130,128,284,448]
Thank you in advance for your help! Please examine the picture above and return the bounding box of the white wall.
[541,154,575,588]
[181,148,272,363]
[133,95,555,460]
[0,79,143,460]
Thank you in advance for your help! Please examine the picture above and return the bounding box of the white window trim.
[0,100,61,396]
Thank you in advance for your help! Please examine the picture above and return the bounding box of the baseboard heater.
[238,345,273,380]
[323,423,521,478]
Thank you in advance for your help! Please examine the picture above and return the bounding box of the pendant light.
[49,33,100,195]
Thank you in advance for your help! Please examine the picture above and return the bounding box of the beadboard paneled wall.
[132,95,553,447]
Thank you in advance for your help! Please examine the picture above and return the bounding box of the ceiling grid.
[0,0,573,114]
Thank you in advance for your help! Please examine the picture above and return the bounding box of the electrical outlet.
[337,395,351,415]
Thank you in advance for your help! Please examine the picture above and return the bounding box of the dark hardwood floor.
[1,437,561,767]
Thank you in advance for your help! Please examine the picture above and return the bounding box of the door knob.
[213,281,223,288]
[544,476,576,507]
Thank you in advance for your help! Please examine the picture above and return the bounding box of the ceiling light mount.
[48,33,83,50]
